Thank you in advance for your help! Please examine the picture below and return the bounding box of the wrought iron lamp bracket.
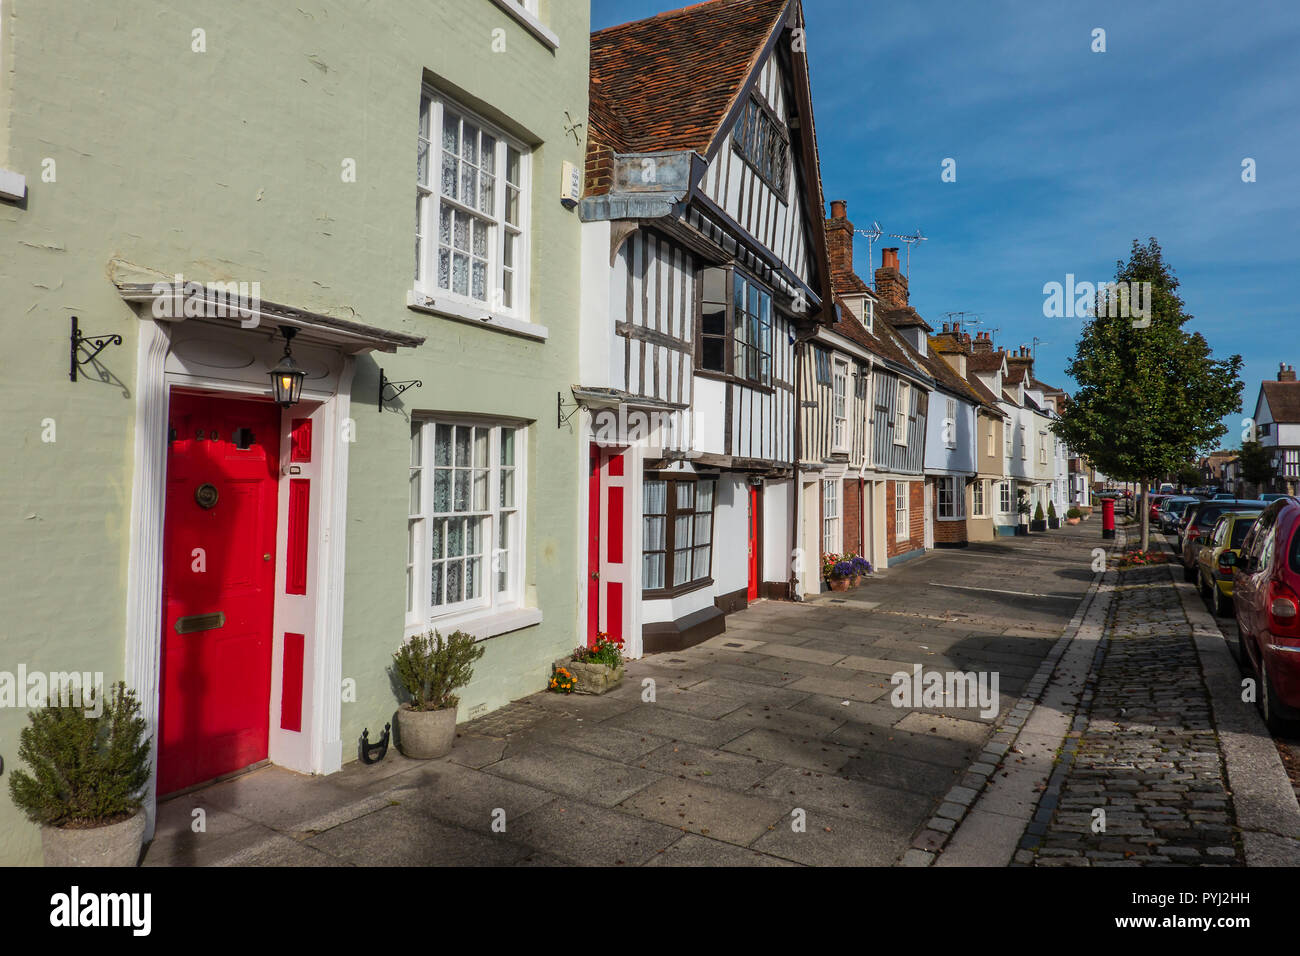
[69,315,123,382]
[379,368,422,413]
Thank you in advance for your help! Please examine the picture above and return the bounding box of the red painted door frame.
[587,443,601,647]
[747,485,762,602]
[158,392,280,795]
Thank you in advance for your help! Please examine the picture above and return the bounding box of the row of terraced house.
[0,0,1069,863]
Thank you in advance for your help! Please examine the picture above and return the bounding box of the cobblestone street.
[1025,563,1240,865]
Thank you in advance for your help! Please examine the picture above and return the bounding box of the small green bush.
[7,682,151,827]
[1034,502,1046,521]
[1066,507,1083,519]
[1047,501,1058,520]
[393,630,485,711]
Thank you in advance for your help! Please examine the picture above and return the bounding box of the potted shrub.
[8,681,151,867]
[1066,506,1083,526]
[1015,493,1031,535]
[850,555,872,586]
[392,629,485,759]
[1047,501,1061,529]
[559,632,625,695]
[1031,501,1048,532]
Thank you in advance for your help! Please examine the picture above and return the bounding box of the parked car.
[1195,512,1259,616]
[1260,493,1292,503]
[1180,499,1269,577]
[1158,497,1198,533]
[1148,493,1171,522]
[1212,493,1236,501]
[1230,498,1300,730]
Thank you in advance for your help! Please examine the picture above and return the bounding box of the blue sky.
[591,0,1300,448]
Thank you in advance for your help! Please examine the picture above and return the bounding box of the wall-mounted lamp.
[69,316,123,382]
[379,368,421,413]
[268,326,307,407]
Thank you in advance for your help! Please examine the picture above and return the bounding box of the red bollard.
[1102,498,1116,540]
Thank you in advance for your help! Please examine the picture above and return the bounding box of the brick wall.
[933,479,969,545]
[844,479,862,555]
[886,480,926,557]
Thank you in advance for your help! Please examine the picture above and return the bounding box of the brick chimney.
[875,247,909,309]
[1280,362,1297,383]
[825,200,854,278]
[971,331,993,354]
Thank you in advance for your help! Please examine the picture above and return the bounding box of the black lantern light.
[268,326,307,407]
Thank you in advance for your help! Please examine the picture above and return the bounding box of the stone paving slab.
[143,524,1103,868]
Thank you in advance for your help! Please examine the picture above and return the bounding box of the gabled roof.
[588,0,789,162]
[827,295,917,373]
[1262,381,1300,423]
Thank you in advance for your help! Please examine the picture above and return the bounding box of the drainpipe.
[790,336,805,602]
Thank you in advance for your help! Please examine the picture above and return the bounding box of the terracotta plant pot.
[1066,517,1081,526]
[561,658,625,695]
[828,577,850,592]
[395,704,457,759]
[850,574,862,588]
[41,808,146,867]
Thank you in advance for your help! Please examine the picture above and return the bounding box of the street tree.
[1237,440,1275,495]
[1052,238,1244,551]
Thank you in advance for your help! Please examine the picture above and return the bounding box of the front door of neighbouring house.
[158,392,280,795]
[587,444,629,648]
[747,485,761,602]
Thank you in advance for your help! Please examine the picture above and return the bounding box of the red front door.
[747,485,761,602]
[158,393,281,795]
[587,443,601,647]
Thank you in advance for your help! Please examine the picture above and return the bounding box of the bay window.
[895,480,909,541]
[644,476,715,593]
[697,267,773,387]
[937,476,963,519]
[416,88,529,318]
[973,479,987,517]
[407,419,524,625]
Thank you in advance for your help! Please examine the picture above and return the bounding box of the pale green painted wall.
[0,0,588,864]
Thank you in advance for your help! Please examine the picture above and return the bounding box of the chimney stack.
[875,247,909,308]
[971,331,993,354]
[1281,363,1297,383]
[824,200,854,279]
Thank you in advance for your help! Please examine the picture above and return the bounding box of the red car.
[1148,493,1170,522]
[1230,498,1300,731]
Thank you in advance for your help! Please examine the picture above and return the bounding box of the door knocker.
[195,483,219,509]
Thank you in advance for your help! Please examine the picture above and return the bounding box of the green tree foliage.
[7,682,151,827]
[1237,440,1275,491]
[1175,463,1202,489]
[1052,239,1244,550]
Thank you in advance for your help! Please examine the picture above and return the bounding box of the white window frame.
[972,479,987,518]
[937,476,964,519]
[863,297,874,332]
[416,87,532,323]
[1004,420,1012,459]
[822,480,841,555]
[895,480,909,541]
[986,419,995,458]
[894,380,910,446]
[945,398,957,450]
[1039,431,1048,465]
[999,481,1013,514]
[1020,423,1028,460]
[832,359,849,452]
[407,418,526,633]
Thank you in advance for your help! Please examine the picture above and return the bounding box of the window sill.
[937,515,967,523]
[407,291,548,342]
[410,606,543,643]
[693,368,775,395]
[488,0,560,50]
[644,578,714,600]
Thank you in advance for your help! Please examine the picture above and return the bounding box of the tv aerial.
[853,221,883,273]
[888,228,927,278]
